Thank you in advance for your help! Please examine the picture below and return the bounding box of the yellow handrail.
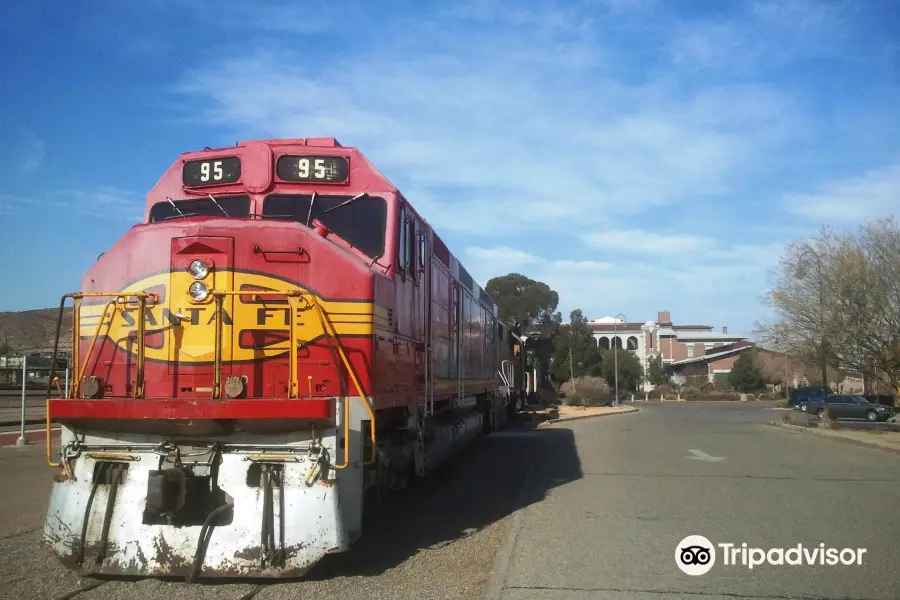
[68,292,154,399]
[47,288,376,472]
[211,290,303,399]
[74,299,119,398]
[44,292,153,472]
[309,296,377,468]
[210,288,377,467]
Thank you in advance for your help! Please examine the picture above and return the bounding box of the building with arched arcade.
[572,311,748,391]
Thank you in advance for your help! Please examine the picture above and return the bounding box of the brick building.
[668,342,865,393]
[567,310,867,393]
[577,311,748,391]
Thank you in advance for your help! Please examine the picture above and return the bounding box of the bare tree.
[758,218,900,396]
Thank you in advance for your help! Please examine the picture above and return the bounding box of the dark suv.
[808,394,895,422]
[790,384,833,411]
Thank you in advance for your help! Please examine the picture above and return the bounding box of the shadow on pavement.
[304,418,582,579]
[8,421,582,587]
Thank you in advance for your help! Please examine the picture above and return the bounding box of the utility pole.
[568,344,577,399]
[614,313,626,406]
[784,354,789,400]
[16,355,27,447]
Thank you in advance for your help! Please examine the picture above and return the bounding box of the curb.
[541,406,639,426]
[0,419,45,427]
[0,427,60,448]
[769,421,900,456]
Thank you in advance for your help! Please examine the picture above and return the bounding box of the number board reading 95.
[276,155,349,184]
[182,156,241,186]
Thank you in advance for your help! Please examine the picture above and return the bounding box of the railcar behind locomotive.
[41,137,529,580]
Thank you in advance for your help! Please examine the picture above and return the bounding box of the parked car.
[807,394,895,422]
[790,384,833,411]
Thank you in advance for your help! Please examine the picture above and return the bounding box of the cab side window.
[397,203,420,282]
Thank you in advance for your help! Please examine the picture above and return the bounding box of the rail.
[45,288,377,470]
[45,292,153,469]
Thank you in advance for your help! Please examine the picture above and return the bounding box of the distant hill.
[0,307,73,354]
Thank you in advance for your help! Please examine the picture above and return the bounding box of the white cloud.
[549,259,613,271]
[582,229,714,254]
[463,239,782,334]
[785,162,900,222]
[466,245,542,269]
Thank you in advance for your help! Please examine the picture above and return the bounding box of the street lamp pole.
[614,313,626,406]
[797,247,828,388]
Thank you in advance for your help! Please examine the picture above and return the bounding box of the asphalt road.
[2,402,899,600]
[492,402,900,599]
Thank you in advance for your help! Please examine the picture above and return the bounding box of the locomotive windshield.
[262,194,387,260]
[148,195,251,222]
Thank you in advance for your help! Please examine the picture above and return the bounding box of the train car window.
[418,226,426,271]
[407,218,417,281]
[148,195,251,222]
[262,194,387,260]
[398,206,408,276]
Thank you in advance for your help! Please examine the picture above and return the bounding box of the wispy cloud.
[174,47,793,242]
[785,162,900,223]
[20,131,45,174]
[17,186,143,222]
[668,0,856,73]
[464,239,780,331]
[582,230,714,254]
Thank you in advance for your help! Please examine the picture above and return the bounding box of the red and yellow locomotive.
[42,138,524,580]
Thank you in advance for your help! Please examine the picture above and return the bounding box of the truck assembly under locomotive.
[40,137,537,580]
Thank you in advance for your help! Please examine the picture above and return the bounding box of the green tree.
[550,309,602,383]
[485,273,560,332]
[646,354,667,387]
[600,348,644,392]
[0,340,9,355]
[728,350,767,393]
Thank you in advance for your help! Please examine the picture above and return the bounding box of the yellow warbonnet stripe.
[77,271,377,363]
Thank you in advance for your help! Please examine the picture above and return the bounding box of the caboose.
[41,138,526,580]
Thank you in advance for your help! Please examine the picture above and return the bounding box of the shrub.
[652,384,677,396]
[562,395,582,406]
[680,385,701,399]
[560,376,612,406]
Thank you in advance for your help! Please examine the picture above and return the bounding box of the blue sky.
[1,0,899,336]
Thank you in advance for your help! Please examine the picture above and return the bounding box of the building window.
[686,345,694,358]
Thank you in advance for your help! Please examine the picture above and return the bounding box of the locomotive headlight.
[189,281,209,302]
[189,258,210,279]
